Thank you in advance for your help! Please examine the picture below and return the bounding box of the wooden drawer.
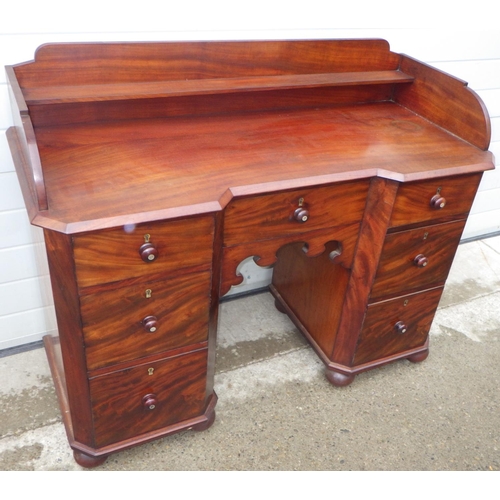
[354,287,443,366]
[73,216,214,289]
[224,180,370,246]
[389,173,482,229]
[89,348,208,448]
[370,220,466,301]
[81,271,211,371]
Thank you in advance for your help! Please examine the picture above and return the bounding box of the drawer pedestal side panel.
[89,349,208,448]
[353,288,444,366]
[81,271,211,371]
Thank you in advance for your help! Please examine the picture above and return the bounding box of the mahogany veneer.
[7,39,494,467]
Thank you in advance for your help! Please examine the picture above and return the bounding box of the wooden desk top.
[30,102,491,233]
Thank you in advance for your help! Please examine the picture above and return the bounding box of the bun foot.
[325,369,355,387]
[73,450,107,468]
[274,298,287,314]
[407,349,429,363]
[192,410,216,432]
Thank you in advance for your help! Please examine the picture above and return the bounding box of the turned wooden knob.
[430,194,446,209]
[394,321,408,334]
[142,315,158,332]
[139,242,158,262]
[142,393,158,410]
[293,207,309,223]
[414,254,428,268]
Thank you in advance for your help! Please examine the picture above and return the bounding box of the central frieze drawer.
[89,348,208,448]
[81,271,211,371]
[73,216,214,289]
[224,180,370,246]
[370,219,466,301]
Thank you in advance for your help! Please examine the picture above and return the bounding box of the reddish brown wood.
[28,86,397,128]
[42,230,94,445]
[395,55,491,150]
[329,178,400,367]
[89,349,208,448]
[80,271,211,371]
[73,450,108,468]
[271,223,360,357]
[6,40,494,466]
[15,39,401,87]
[370,219,467,301]
[222,224,360,296]
[224,180,370,246]
[389,173,483,229]
[353,288,443,365]
[73,216,214,289]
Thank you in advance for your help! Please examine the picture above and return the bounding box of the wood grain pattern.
[395,56,491,150]
[370,220,467,301]
[81,271,211,371]
[89,348,208,448]
[15,39,400,87]
[354,287,443,365]
[22,70,414,105]
[221,223,360,296]
[73,216,214,288]
[43,229,94,445]
[331,178,399,365]
[272,240,350,357]
[389,173,483,229]
[224,180,370,246]
[33,104,492,232]
[28,85,397,127]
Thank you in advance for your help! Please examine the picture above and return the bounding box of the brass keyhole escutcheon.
[144,234,151,243]
[145,289,152,298]
[148,367,154,376]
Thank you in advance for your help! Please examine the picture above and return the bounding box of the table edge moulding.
[6,39,495,468]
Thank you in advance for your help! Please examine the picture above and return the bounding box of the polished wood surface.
[81,271,211,371]
[370,220,467,301]
[6,39,494,466]
[89,348,208,448]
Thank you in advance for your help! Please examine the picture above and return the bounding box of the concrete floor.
[1,235,499,471]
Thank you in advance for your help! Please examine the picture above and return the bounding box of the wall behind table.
[1,8,499,350]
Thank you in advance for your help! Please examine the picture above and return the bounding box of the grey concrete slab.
[1,236,499,471]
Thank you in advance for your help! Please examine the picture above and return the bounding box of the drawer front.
[389,173,482,229]
[81,271,211,371]
[89,349,208,448]
[370,220,466,301]
[224,180,370,246]
[354,287,443,366]
[73,216,214,288]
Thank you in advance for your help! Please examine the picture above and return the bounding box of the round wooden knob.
[394,321,408,334]
[293,207,309,223]
[414,254,428,268]
[142,315,158,333]
[142,393,158,410]
[139,242,158,262]
[430,194,446,209]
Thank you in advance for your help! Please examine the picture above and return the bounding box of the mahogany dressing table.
[6,40,494,467]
